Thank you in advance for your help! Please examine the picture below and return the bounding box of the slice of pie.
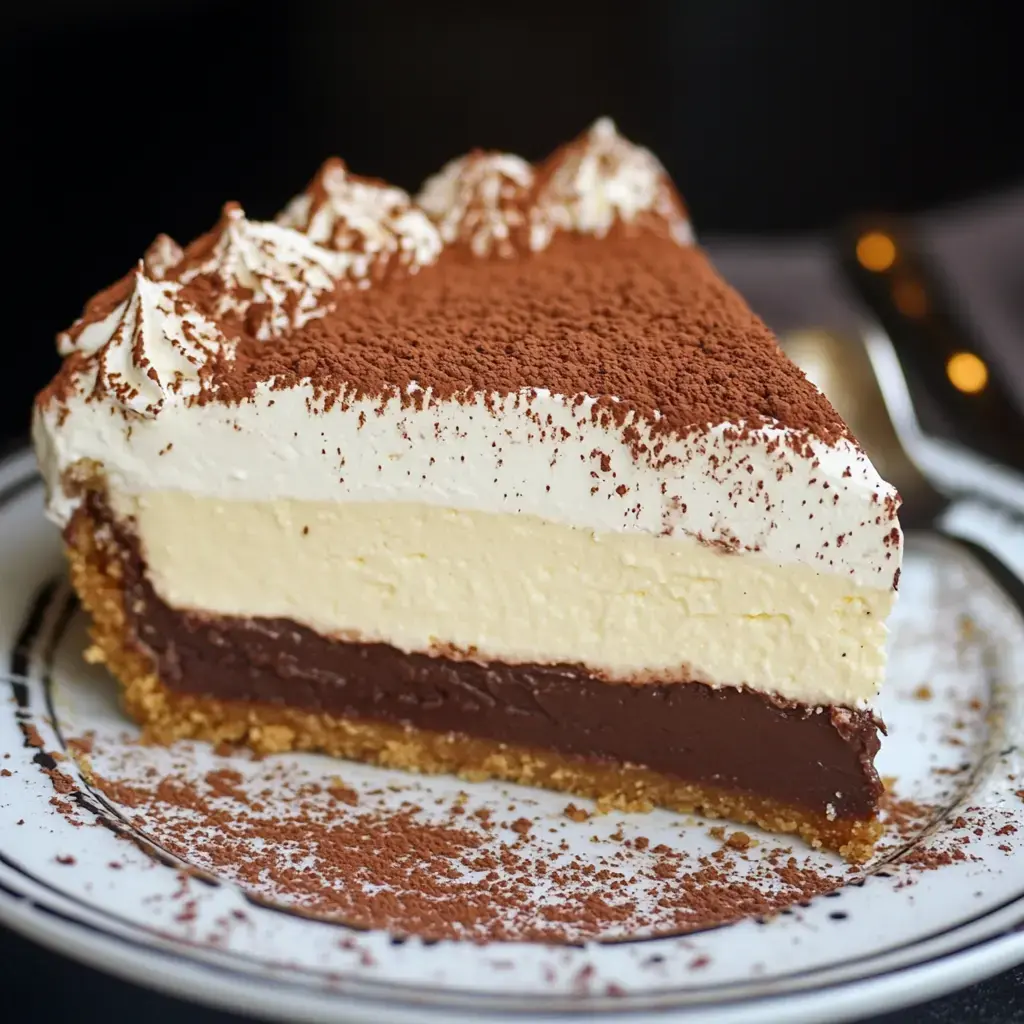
[34,119,902,861]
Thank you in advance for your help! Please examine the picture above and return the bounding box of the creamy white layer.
[34,383,902,590]
[112,490,893,708]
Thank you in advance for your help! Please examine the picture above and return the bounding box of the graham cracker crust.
[66,509,882,864]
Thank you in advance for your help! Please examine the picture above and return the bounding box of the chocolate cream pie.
[33,118,902,861]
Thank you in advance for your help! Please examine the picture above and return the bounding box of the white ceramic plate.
[1,447,1023,1024]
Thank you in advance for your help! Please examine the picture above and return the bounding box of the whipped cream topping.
[177,204,344,340]
[277,158,442,285]
[531,117,693,250]
[416,151,535,258]
[413,120,693,256]
[54,269,232,418]
[142,234,184,279]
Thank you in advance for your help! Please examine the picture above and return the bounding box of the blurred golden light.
[892,278,928,318]
[856,232,897,272]
[946,351,988,394]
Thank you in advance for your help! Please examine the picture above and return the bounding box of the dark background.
[5,1,1024,1019]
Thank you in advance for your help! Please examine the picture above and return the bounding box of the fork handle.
[836,217,1024,475]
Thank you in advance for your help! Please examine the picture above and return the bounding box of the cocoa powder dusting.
[67,734,95,756]
[21,723,45,749]
[563,803,591,823]
[210,234,845,446]
[44,767,75,794]
[38,755,1016,938]
[77,755,855,943]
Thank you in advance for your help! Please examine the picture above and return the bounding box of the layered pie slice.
[34,119,902,861]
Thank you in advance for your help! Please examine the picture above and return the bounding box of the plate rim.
[2,444,1023,1023]
[2,868,1022,1024]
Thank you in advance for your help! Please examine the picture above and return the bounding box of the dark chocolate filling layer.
[100,510,883,822]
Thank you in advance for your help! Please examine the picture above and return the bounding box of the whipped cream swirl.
[531,117,693,249]
[177,204,345,341]
[143,234,184,279]
[61,268,232,418]
[277,159,442,285]
[417,152,535,258]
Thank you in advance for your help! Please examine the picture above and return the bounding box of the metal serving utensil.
[835,217,1024,480]
[780,326,1024,597]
